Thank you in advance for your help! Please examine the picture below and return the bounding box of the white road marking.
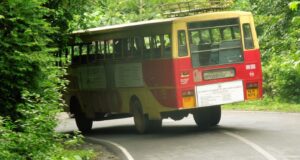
[221,131,277,160]
[86,137,134,160]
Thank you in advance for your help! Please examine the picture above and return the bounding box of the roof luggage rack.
[160,0,233,17]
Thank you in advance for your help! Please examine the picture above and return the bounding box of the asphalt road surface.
[56,111,300,160]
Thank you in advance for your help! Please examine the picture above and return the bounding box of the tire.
[209,105,221,126]
[193,106,222,129]
[193,108,211,130]
[71,98,93,133]
[149,119,162,131]
[75,112,93,134]
[132,99,150,134]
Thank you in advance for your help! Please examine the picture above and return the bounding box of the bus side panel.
[143,59,176,86]
[173,57,195,108]
[142,59,179,108]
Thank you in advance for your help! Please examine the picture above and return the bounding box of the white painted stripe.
[221,131,277,160]
[86,137,134,160]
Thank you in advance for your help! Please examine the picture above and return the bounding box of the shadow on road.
[85,124,254,137]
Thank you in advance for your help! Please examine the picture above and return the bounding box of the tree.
[234,0,300,102]
[0,0,70,159]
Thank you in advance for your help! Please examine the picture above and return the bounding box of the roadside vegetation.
[224,98,300,112]
[233,0,300,103]
[0,0,299,159]
[226,0,300,111]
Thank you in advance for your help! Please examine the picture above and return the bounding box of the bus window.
[135,37,143,58]
[94,41,101,60]
[190,31,200,45]
[178,30,188,57]
[130,38,138,58]
[133,37,141,58]
[211,28,221,43]
[63,47,71,65]
[81,44,87,55]
[114,39,122,59]
[87,44,93,62]
[125,38,136,58]
[122,38,128,57]
[243,24,254,49]
[97,41,105,59]
[82,44,88,64]
[143,36,152,59]
[222,28,232,40]
[74,45,80,56]
[200,30,211,43]
[198,29,213,66]
[188,18,243,67]
[153,35,162,58]
[232,26,241,40]
[163,34,172,58]
[189,31,200,53]
[95,41,99,54]
[71,45,80,64]
[105,40,114,59]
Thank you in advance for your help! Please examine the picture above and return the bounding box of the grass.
[223,98,300,112]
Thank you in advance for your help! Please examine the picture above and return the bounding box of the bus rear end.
[167,12,262,126]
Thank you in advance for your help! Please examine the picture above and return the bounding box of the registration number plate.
[195,80,244,107]
[246,88,258,100]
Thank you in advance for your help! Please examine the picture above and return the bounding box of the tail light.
[182,90,195,108]
[246,82,258,89]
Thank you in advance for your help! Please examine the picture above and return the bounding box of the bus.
[64,11,263,133]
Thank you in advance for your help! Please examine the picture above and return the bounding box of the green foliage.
[289,1,300,11]
[70,0,163,29]
[52,149,95,160]
[264,54,300,102]
[51,133,96,160]
[233,0,300,103]
[70,0,212,29]
[0,0,90,159]
[224,98,300,112]
[0,0,97,158]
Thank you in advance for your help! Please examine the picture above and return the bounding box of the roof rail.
[160,0,233,18]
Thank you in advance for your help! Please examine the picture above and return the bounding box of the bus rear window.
[188,18,243,67]
[243,23,254,49]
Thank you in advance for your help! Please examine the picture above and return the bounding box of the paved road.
[56,111,300,160]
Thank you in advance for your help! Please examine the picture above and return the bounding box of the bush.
[263,54,300,103]
[0,0,66,159]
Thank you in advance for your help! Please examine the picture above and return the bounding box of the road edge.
[85,136,134,160]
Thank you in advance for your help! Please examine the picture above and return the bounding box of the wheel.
[193,106,222,129]
[71,99,93,133]
[132,99,150,134]
[149,119,162,131]
[193,108,211,130]
[209,105,221,126]
[75,113,93,133]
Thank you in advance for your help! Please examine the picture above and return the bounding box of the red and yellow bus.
[64,11,263,133]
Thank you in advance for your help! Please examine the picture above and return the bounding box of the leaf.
[289,2,300,11]
[74,155,83,160]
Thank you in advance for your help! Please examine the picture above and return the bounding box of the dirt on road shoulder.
[81,142,120,160]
